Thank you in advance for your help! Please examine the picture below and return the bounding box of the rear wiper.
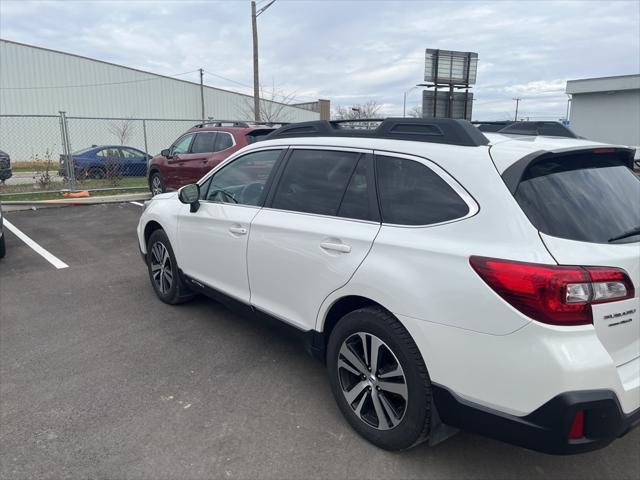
[608,225,640,242]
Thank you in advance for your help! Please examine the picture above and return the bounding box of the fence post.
[58,111,76,191]
[142,119,149,155]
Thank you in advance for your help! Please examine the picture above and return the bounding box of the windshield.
[514,153,640,244]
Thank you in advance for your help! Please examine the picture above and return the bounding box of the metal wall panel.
[0,40,319,122]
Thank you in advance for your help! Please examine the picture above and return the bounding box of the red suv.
[148,122,274,195]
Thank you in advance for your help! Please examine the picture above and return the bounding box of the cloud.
[1,0,638,120]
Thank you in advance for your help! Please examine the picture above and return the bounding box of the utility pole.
[251,0,276,123]
[199,68,205,122]
[251,1,260,122]
[513,97,521,121]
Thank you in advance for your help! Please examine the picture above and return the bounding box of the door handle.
[229,226,247,235]
[320,242,351,253]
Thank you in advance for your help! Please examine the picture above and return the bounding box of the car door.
[166,133,195,186]
[247,148,381,330]
[176,148,284,303]
[119,147,148,177]
[183,131,217,183]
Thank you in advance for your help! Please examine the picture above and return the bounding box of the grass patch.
[10,160,59,172]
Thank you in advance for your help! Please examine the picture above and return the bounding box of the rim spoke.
[370,390,389,430]
[344,380,368,405]
[378,380,408,400]
[379,392,402,427]
[151,263,162,273]
[338,358,361,377]
[163,271,172,286]
[339,344,369,376]
[369,335,383,375]
[354,390,369,419]
[357,333,369,367]
[378,366,403,379]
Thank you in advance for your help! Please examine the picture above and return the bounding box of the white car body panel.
[248,208,380,330]
[177,202,261,303]
[540,233,640,367]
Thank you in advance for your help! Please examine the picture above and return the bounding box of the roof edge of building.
[0,38,319,113]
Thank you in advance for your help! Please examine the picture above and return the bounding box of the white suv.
[137,118,640,454]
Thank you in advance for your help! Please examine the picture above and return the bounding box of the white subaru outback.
[137,118,640,454]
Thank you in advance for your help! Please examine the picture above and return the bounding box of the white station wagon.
[137,118,640,453]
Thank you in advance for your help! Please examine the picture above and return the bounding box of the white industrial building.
[0,39,325,160]
[566,74,640,149]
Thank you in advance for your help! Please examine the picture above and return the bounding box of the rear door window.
[215,132,234,151]
[272,149,360,216]
[191,132,217,154]
[514,154,640,243]
[376,155,470,225]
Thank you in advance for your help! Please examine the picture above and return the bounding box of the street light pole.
[251,0,276,123]
[403,86,420,117]
[199,68,205,122]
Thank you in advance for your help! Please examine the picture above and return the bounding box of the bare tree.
[332,100,383,120]
[242,81,297,123]
[108,118,135,145]
[407,104,423,118]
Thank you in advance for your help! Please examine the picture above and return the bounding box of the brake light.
[469,257,635,326]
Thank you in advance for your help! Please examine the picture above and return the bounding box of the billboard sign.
[424,49,478,85]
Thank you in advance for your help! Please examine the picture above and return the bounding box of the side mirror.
[178,184,200,212]
[161,149,171,158]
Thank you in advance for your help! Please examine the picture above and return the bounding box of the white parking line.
[130,201,144,207]
[3,218,69,269]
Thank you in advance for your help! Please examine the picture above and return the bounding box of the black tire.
[146,229,194,304]
[149,171,165,196]
[326,307,432,451]
[0,234,5,259]
[88,167,105,180]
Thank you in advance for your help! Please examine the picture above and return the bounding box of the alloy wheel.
[150,241,173,294]
[151,175,162,196]
[337,332,408,430]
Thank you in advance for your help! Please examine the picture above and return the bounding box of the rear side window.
[215,133,234,151]
[515,154,640,243]
[272,149,359,216]
[376,155,470,225]
[191,132,217,154]
[338,158,374,221]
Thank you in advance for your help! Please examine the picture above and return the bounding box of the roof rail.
[264,117,489,147]
[193,120,250,128]
[496,121,578,138]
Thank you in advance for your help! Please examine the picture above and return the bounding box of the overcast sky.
[1,0,639,120]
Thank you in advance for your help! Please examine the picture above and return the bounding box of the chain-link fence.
[0,113,208,198]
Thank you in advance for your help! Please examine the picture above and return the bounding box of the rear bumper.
[433,384,640,454]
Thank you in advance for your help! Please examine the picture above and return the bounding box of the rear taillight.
[469,256,635,326]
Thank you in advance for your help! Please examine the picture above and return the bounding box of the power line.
[0,69,200,90]
[202,69,318,104]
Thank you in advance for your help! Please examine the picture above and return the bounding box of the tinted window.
[171,134,194,155]
[338,158,374,221]
[215,132,234,151]
[515,154,640,243]
[121,148,143,158]
[377,156,469,225]
[205,149,281,206]
[97,148,121,158]
[191,132,217,154]
[272,150,359,216]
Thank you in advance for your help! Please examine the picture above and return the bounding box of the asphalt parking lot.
[0,203,638,480]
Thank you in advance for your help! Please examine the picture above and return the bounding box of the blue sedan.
[59,145,151,179]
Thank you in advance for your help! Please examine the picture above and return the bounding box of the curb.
[1,192,151,211]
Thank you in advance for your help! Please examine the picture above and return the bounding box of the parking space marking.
[130,201,144,207]
[3,218,69,269]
